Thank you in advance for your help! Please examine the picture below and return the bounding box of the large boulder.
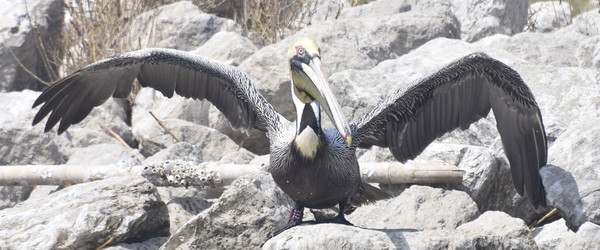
[528,1,572,32]
[449,0,529,42]
[0,0,64,92]
[160,172,292,249]
[534,219,600,249]
[0,176,169,249]
[547,118,600,227]
[265,211,537,249]
[125,1,243,51]
[340,0,529,42]
[561,8,600,35]
[2,90,134,165]
[576,35,600,69]
[348,185,480,230]
[475,31,588,67]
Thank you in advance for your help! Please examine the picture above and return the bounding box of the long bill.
[296,57,353,146]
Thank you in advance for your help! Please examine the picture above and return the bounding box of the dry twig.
[98,122,133,151]
[149,111,181,142]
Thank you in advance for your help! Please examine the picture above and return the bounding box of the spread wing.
[33,48,286,135]
[351,52,547,208]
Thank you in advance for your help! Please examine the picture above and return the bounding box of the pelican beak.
[293,57,352,147]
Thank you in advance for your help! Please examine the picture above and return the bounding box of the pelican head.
[288,37,352,148]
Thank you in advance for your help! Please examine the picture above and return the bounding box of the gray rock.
[348,185,480,230]
[132,87,211,138]
[0,0,64,92]
[311,0,350,23]
[452,211,537,249]
[339,0,451,19]
[363,142,542,223]
[450,0,529,42]
[540,165,586,230]
[528,1,572,32]
[576,35,600,69]
[0,176,169,249]
[548,118,600,226]
[265,211,537,249]
[161,172,293,249]
[0,186,32,210]
[1,90,132,166]
[66,143,140,165]
[159,187,212,235]
[190,31,258,66]
[125,1,243,51]
[343,0,528,42]
[561,8,600,35]
[475,31,588,67]
[135,118,255,163]
[105,237,168,250]
[533,219,577,249]
[534,219,600,249]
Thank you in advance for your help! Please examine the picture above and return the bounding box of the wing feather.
[32,48,285,135]
[352,52,547,208]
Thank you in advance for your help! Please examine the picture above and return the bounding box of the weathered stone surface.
[190,31,258,66]
[66,143,140,165]
[161,172,293,249]
[132,87,211,137]
[134,118,256,163]
[348,185,479,230]
[0,176,169,249]
[0,0,64,92]
[1,90,132,166]
[548,118,600,226]
[362,142,542,223]
[528,1,572,32]
[534,219,600,249]
[265,211,537,249]
[126,1,242,51]
[561,8,600,35]
[540,165,586,230]
[342,0,529,42]
[576,35,600,69]
[450,0,529,42]
[105,237,168,250]
[0,186,32,210]
[475,31,587,67]
[157,186,213,235]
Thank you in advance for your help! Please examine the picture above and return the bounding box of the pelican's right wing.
[33,48,287,135]
[351,53,547,208]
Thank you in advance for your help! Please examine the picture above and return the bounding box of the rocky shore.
[1,0,599,249]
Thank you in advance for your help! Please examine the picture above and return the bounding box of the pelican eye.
[296,46,305,57]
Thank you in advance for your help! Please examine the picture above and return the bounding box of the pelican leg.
[327,201,354,226]
[323,201,354,226]
[274,204,304,235]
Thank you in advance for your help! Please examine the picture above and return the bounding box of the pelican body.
[32,37,548,233]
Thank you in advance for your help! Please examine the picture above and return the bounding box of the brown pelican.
[32,37,547,233]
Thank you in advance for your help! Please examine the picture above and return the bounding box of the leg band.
[289,208,303,221]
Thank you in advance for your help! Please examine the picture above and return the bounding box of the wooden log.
[0,161,463,187]
[359,162,464,184]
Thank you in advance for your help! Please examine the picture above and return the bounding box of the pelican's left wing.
[351,53,547,208]
[33,48,286,135]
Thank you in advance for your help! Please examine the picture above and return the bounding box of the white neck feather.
[295,126,319,159]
